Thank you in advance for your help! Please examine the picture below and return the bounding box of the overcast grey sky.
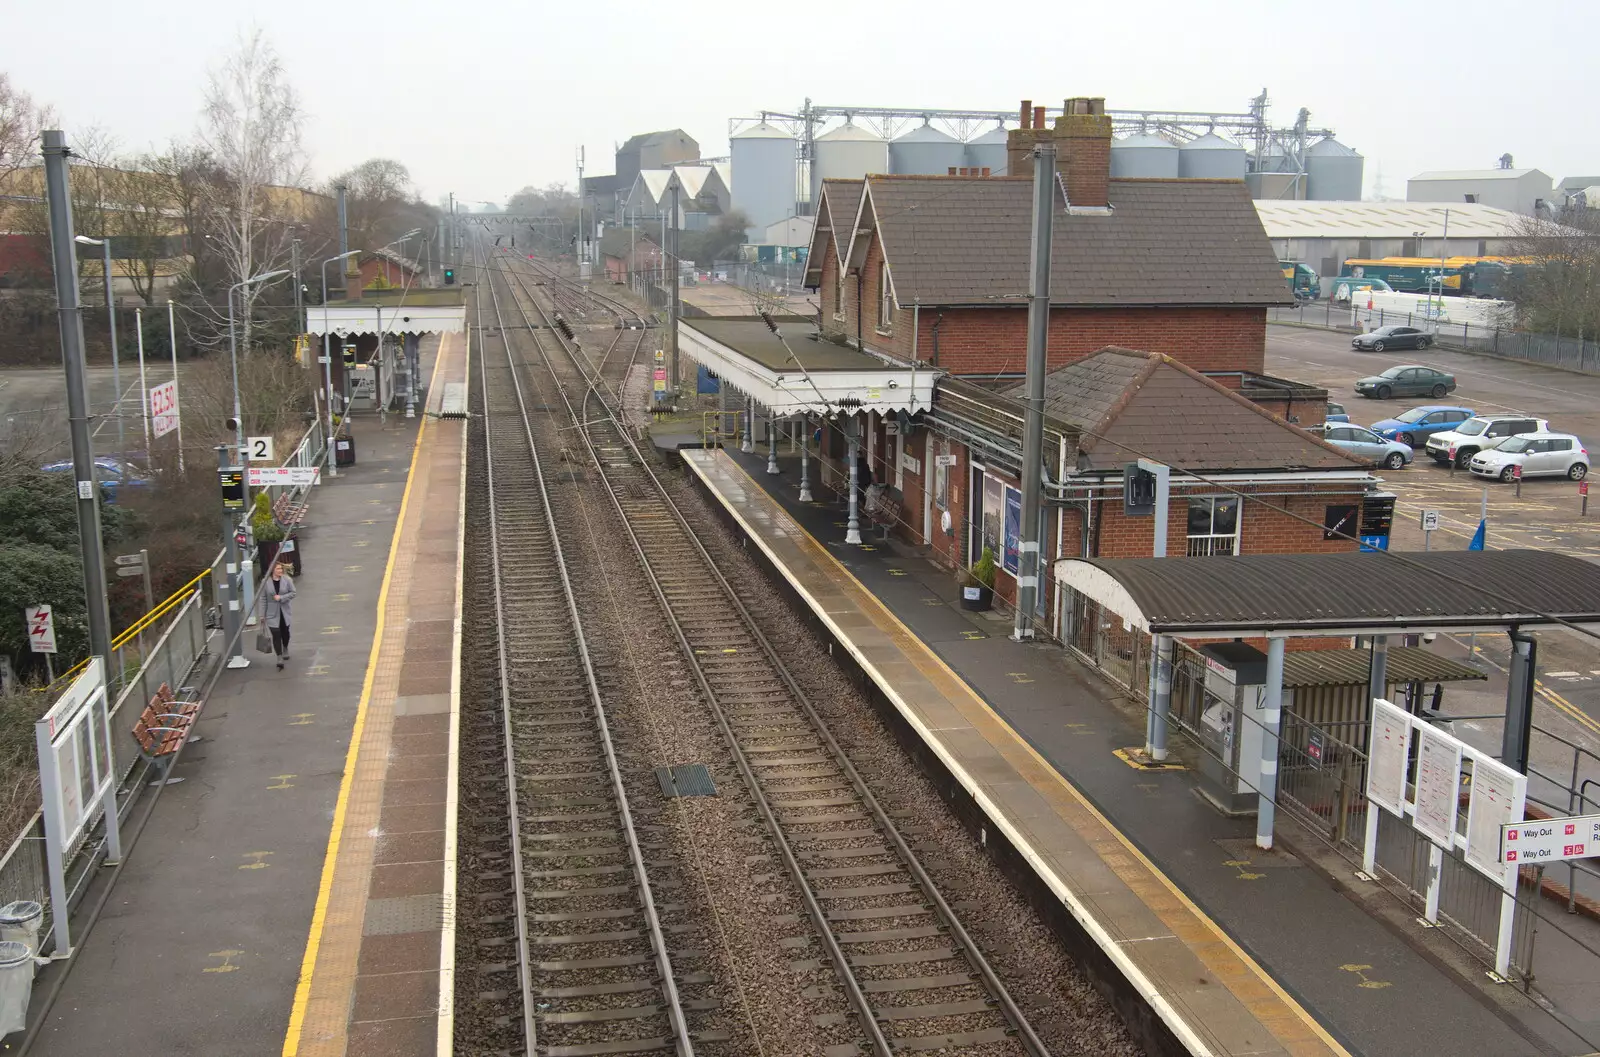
[5,0,1592,205]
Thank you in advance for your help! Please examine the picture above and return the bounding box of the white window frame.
[1186,496,1242,557]
[877,261,893,333]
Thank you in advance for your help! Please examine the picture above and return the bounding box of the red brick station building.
[678,96,1388,681]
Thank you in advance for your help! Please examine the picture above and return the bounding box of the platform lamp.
[74,235,125,482]
[227,269,291,460]
[320,250,361,477]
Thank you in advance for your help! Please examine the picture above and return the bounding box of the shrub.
[970,546,997,589]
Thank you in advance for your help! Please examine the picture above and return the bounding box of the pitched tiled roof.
[864,175,1292,307]
[803,179,864,286]
[1003,347,1363,472]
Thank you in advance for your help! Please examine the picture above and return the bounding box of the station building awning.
[678,317,937,416]
[1056,550,1600,638]
[305,290,466,337]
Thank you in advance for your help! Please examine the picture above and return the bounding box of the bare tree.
[1505,212,1600,341]
[195,29,307,355]
[0,72,52,188]
[331,158,414,250]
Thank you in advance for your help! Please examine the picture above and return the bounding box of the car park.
[1353,365,1457,400]
[1424,414,1549,467]
[1468,432,1588,482]
[40,456,151,502]
[1351,325,1433,352]
[1320,424,1413,469]
[1368,405,1475,447]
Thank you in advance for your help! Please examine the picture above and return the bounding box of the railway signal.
[444,268,455,285]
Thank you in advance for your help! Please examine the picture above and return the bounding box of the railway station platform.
[683,446,1569,1057]
[27,333,468,1057]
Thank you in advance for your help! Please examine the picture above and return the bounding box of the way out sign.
[1503,814,1600,864]
[25,605,57,654]
[149,380,179,438]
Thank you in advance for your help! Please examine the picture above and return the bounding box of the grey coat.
[259,573,296,627]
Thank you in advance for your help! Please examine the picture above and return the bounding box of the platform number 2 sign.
[246,436,275,463]
[25,605,57,654]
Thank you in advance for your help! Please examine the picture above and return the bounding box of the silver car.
[1321,424,1413,469]
[1468,432,1589,482]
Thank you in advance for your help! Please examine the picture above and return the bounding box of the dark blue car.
[1368,405,1475,448]
[40,456,152,503]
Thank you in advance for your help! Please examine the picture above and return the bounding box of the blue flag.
[1468,519,1486,551]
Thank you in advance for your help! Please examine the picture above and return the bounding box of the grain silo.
[811,122,889,203]
[730,122,798,238]
[890,121,965,175]
[1110,132,1179,178]
[965,125,1009,174]
[1179,133,1247,179]
[1306,137,1365,201]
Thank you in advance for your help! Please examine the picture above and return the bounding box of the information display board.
[1366,698,1412,816]
[1413,724,1462,846]
[1466,760,1526,882]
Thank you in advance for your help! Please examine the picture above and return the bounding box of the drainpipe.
[855,270,864,350]
[931,313,944,366]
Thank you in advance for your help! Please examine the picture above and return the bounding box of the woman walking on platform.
[261,560,296,670]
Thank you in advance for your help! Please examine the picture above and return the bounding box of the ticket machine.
[1195,642,1289,816]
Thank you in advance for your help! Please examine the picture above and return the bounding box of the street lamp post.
[227,269,292,457]
[74,235,125,481]
[320,250,361,477]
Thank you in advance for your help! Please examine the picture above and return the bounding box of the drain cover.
[656,764,717,798]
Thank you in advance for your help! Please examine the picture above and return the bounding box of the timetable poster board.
[1413,723,1462,847]
[1366,699,1411,818]
[1466,760,1526,883]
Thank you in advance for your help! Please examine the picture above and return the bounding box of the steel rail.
[480,242,697,1056]
[497,254,1050,1056]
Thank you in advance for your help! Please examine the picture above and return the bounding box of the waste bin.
[0,941,32,1033]
[0,902,42,955]
[334,435,356,467]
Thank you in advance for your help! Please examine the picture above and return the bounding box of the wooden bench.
[865,488,903,541]
[273,491,309,530]
[132,683,201,784]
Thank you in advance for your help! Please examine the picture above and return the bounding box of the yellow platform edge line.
[685,449,1352,1057]
[281,350,444,1057]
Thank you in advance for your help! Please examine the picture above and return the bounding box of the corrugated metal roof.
[1281,646,1485,688]
[1253,200,1529,240]
[864,175,1291,307]
[1063,551,1600,634]
[1410,168,1539,181]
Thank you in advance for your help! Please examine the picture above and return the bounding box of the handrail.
[36,564,217,694]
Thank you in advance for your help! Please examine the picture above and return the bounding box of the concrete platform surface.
[27,333,465,1057]
[689,445,1569,1057]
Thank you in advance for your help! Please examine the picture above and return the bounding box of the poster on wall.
[981,475,1003,559]
[1003,486,1022,574]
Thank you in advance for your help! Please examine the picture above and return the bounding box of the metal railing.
[1269,304,1600,375]
[0,589,211,955]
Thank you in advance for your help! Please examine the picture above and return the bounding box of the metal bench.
[272,490,309,530]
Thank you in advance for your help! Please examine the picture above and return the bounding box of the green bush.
[970,546,997,589]
[250,491,284,544]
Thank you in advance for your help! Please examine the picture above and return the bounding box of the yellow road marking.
[1339,963,1391,990]
[282,350,435,1057]
[204,949,244,973]
[1224,858,1266,881]
[267,774,296,790]
[240,851,273,870]
[289,713,315,726]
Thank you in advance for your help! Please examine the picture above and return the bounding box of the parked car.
[1424,414,1550,467]
[1468,433,1588,482]
[1320,424,1414,469]
[1352,325,1434,352]
[1354,365,1457,400]
[1368,405,1475,447]
[40,456,151,503]
[1324,401,1350,425]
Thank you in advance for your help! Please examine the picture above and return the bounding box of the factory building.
[1255,201,1535,294]
[1406,166,1553,216]
[586,129,702,221]
[620,164,731,232]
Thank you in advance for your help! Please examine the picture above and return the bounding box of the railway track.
[472,245,711,1056]
[492,250,1051,1056]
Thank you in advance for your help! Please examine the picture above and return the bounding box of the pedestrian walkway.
[28,332,466,1057]
[693,443,1575,1057]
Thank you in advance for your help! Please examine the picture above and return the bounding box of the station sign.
[1502,814,1600,864]
[1419,510,1440,532]
[248,467,321,487]
[25,605,56,654]
[219,468,245,509]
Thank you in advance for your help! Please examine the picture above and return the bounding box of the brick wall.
[905,304,1266,375]
[1070,484,1365,560]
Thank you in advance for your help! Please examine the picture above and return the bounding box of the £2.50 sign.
[149,380,179,438]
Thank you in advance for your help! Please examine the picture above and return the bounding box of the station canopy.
[1056,550,1600,637]
[678,317,936,416]
[305,289,466,338]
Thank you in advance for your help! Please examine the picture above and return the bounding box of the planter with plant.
[249,491,298,575]
[961,546,997,612]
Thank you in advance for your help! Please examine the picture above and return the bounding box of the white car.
[1468,432,1589,482]
[1424,414,1549,467]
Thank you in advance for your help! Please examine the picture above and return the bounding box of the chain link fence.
[1269,304,1600,375]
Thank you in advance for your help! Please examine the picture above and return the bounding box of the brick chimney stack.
[1054,97,1112,207]
[345,256,363,302]
[1006,96,1114,204]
